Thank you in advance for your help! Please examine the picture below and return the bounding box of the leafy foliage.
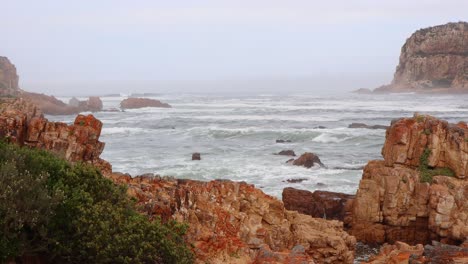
[0,141,193,263]
[419,148,455,183]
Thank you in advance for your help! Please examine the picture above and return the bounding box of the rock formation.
[109,173,356,264]
[21,92,103,115]
[376,22,468,93]
[283,187,354,222]
[0,98,110,174]
[0,56,19,96]
[347,114,468,245]
[120,98,171,109]
[364,241,468,264]
[192,152,201,160]
[293,152,324,168]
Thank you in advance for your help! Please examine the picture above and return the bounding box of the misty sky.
[2,0,467,95]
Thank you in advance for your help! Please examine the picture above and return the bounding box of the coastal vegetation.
[418,148,455,183]
[0,141,193,263]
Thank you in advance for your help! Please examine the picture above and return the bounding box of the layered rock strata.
[109,173,357,264]
[376,22,468,92]
[348,114,468,245]
[0,98,110,173]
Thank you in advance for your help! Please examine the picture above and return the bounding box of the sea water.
[50,92,468,198]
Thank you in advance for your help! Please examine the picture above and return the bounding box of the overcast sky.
[2,0,467,95]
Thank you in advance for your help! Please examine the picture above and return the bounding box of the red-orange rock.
[109,174,356,264]
[0,98,110,174]
[120,98,171,109]
[282,187,354,222]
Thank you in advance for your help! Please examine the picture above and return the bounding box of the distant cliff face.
[378,22,468,92]
[0,56,19,96]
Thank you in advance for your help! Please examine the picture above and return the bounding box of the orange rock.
[120,97,171,109]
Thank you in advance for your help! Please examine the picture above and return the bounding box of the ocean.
[49,92,468,198]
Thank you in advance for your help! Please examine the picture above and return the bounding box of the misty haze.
[1,1,468,264]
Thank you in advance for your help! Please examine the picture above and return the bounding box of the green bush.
[0,141,193,263]
[419,148,455,183]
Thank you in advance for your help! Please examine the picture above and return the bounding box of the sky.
[2,0,467,95]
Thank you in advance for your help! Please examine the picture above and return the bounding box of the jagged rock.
[120,98,171,109]
[109,175,356,264]
[0,56,19,96]
[376,22,468,93]
[282,187,354,222]
[277,150,296,156]
[348,123,389,130]
[293,152,324,168]
[348,115,468,245]
[0,98,109,173]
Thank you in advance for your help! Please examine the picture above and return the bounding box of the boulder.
[120,98,171,109]
[277,150,296,156]
[192,152,201,160]
[293,152,324,168]
[86,96,103,112]
[282,187,355,222]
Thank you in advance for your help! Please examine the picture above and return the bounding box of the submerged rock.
[276,150,296,156]
[276,139,292,143]
[348,123,388,129]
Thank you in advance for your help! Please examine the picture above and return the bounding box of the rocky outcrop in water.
[109,173,356,264]
[347,114,468,245]
[376,22,468,93]
[22,92,103,115]
[283,187,354,222]
[120,98,171,109]
[292,152,324,168]
[0,98,110,174]
[348,123,388,130]
[0,56,19,96]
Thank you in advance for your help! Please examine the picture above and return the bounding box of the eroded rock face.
[0,56,19,96]
[120,98,171,109]
[377,22,468,92]
[282,187,354,222]
[348,115,468,245]
[109,174,356,264]
[0,98,110,174]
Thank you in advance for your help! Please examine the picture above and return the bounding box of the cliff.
[376,22,468,93]
[0,56,19,96]
[347,114,468,245]
[0,98,110,173]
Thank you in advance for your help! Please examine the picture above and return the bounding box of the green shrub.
[419,148,455,183]
[0,141,193,263]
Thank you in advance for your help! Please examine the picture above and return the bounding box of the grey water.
[49,92,468,198]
